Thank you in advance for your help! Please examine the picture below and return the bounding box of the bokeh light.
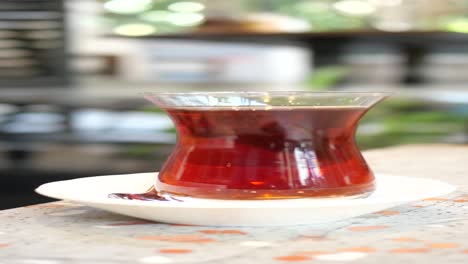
[104,0,152,15]
[167,12,205,26]
[113,23,156,36]
[140,10,173,22]
[333,0,376,16]
[445,18,468,33]
[167,2,205,13]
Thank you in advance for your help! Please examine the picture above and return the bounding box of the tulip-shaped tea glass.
[145,92,388,200]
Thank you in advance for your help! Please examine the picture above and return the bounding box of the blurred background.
[0,0,467,209]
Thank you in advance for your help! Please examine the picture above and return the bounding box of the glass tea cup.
[145,92,389,200]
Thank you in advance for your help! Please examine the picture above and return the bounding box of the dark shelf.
[108,30,468,45]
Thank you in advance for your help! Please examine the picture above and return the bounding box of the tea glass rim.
[144,91,391,108]
[145,91,393,97]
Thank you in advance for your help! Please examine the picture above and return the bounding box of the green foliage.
[305,66,349,90]
[357,98,468,149]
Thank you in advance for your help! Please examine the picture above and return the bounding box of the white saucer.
[36,173,455,226]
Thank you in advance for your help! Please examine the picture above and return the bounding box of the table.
[0,144,467,263]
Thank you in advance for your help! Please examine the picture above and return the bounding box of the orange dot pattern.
[423,197,449,201]
[338,247,376,253]
[159,248,193,254]
[427,243,460,249]
[199,230,247,235]
[390,248,431,253]
[0,244,9,248]
[274,255,311,262]
[374,210,400,216]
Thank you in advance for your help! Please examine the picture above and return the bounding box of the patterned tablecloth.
[0,144,467,264]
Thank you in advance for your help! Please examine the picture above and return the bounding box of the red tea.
[156,106,374,199]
